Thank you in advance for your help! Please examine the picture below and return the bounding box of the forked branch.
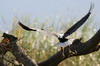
[0,29,99,66]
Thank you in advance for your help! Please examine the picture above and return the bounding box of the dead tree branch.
[38,29,100,66]
[0,33,38,66]
[0,29,99,66]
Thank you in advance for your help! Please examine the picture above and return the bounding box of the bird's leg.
[61,47,65,58]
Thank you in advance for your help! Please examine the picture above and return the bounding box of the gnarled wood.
[0,29,99,66]
[0,33,38,66]
[38,29,100,66]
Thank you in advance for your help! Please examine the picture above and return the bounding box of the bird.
[18,4,94,57]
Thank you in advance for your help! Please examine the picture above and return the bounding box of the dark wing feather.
[18,21,59,38]
[62,3,94,38]
[18,21,37,31]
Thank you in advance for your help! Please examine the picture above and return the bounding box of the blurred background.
[0,0,100,32]
[0,0,100,66]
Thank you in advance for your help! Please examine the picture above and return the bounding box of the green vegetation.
[0,16,100,66]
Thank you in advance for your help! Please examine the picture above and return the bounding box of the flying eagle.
[18,4,94,57]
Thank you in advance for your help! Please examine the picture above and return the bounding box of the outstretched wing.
[18,22,37,31]
[18,21,59,38]
[62,3,94,38]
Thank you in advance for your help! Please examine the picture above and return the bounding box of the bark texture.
[0,29,99,66]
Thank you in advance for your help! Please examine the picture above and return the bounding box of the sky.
[0,0,100,32]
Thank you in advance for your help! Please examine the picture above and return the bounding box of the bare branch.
[0,29,99,66]
[1,33,38,66]
[10,42,38,66]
